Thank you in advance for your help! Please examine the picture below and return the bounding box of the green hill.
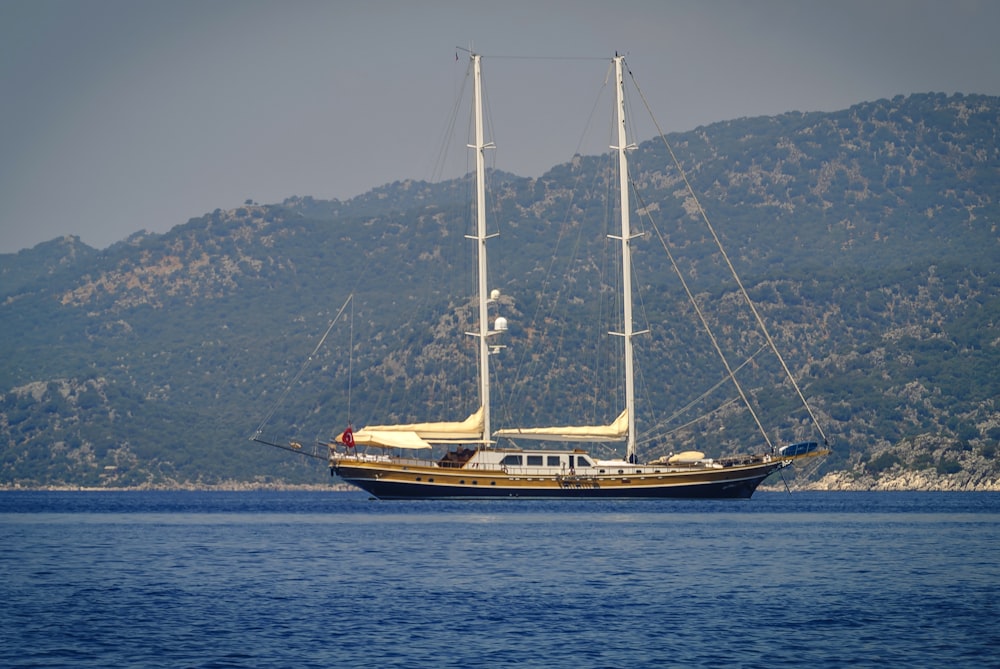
[1,92,998,489]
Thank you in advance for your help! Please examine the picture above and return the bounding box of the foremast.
[467,52,495,445]
[610,54,643,463]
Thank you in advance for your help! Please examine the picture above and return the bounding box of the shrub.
[869,451,901,474]
[936,458,962,475]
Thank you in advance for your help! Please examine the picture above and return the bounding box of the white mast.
[611,54,640,462]
[467,52,495,445]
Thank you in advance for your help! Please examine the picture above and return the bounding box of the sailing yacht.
[328,52,827,499]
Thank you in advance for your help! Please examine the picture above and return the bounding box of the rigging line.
[653,396,742,442]
[431,60,471,183]
[630,180,775,452]
[636,344,768,446]
[250,294,354,439]
[500,192,578,418]
[585,72,621,422]
[498,60,617,427]
[249,437,328,462]
[499,130,605,423]
[625,59,830,446]
[347,296,354,426]
[633,354,656,448]
[574,60,614,158]
[790,454,825,489]
[469,53,609,62]
[778,467,793,494]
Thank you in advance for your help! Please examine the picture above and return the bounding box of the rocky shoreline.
[788,470,1000,492]
[0,482,359,492]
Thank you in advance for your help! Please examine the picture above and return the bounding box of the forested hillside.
[1,92,997,489]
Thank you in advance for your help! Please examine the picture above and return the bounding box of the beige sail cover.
[668,450,706,463]
[354,406,484,443]
[350,430,432,450]
[494,409,628,442]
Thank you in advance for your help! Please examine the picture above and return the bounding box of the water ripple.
[2,491,998,668]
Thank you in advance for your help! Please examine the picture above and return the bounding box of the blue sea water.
[1,491,998,668]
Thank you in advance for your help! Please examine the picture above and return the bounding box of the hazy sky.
[2,0,998,254]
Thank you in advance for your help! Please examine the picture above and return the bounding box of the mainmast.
[611,54,640,462]
[467,52,495,444]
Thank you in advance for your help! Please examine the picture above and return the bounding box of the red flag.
[342,426,355,448]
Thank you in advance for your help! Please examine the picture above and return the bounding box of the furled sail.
[349,430,432,450]
[343,406,485,449]
[495,409,628,442]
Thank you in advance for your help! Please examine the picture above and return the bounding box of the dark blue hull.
[333,469,775,500]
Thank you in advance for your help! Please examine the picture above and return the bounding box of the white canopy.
[494,409,628,442]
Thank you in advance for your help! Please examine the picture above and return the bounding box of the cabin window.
[547,456,561,467]
[576,456,593,467]
[501,455,523,466]
[526,455,543,466]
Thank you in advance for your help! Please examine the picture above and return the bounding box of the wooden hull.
[331,458,788,500]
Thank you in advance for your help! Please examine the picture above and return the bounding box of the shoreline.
[0,483,360,493]
[4,482,999,493]
[4,467,1000,493]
